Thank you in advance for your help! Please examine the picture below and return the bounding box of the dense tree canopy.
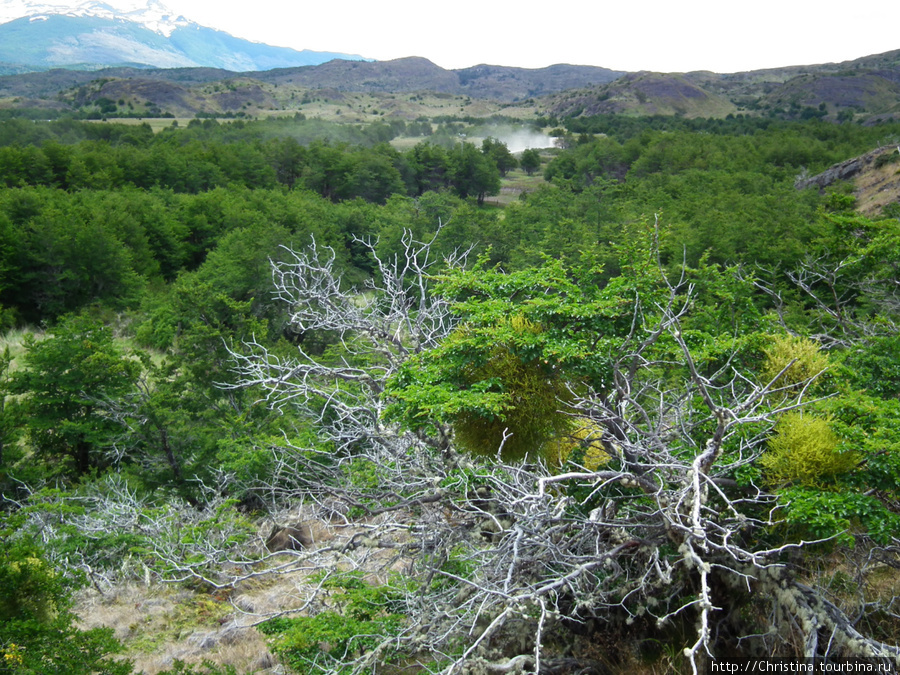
[1,113,900,673]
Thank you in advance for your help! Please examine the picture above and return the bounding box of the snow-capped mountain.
[0,0,190,35]
[0,0,367,72]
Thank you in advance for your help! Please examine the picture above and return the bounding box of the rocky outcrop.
[795,147,893,191]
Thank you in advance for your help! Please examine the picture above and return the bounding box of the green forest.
[1,111,900,674]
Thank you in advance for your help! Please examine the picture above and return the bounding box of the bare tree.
[217,231,900,675]
[224,229,467,456]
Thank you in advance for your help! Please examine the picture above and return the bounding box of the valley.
[1,10,900,673]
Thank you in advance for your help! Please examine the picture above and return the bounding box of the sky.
[167,0,899,73]
[2,0,899,72]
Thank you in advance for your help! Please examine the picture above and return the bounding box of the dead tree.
[216,230,900,675]
[224,229,466,457]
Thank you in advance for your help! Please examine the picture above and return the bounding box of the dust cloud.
[473,125,554,153]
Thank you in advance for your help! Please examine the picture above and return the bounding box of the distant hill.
[255,57,625,101]
[0,13,366,72]
[0,57,628,118]
[541,49,900,120]
[1,35,900,122]
[547,71,736,118]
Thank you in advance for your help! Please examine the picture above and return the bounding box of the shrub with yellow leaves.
[760,412,858,487]
[545,417,612,470]
[760,334,829,393]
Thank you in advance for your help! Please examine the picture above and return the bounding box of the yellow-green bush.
[545,417,612,470]
[760,334,829,392]
[760,412,858,486]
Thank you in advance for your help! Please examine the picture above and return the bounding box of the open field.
[483,166,551,206]
[77,87,545,129]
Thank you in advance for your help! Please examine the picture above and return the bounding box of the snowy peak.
[0,1,368,72]
[0,0,192,36]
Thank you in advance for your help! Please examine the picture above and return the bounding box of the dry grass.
[75,576,281,673]
[854,147,900,215]
[96,86,544,129]
[482,167,550,207]
[72,504,417,674]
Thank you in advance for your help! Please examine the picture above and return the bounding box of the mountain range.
[0,0,366,72]
[0,1,898,123]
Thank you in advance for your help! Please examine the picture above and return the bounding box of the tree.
[519,147,542,176]
[447,142,501,205]
[226,228,468,455]
[408,141,450,195]
[7,197,144,321]
[13,314,140,477]
[222,223,900,674]
[0,346,18,473]
[341,148,405,204]
[267,136,307,188]
[481,137,517,177]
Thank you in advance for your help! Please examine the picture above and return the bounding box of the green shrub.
[874,150,900,168]
[0,537,133,675]
[259,573,407,672]
[451,316,574,462]
[156,661,236,675]
[779,488,900,546]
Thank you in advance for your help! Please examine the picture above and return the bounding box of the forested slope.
[1,113,900,674]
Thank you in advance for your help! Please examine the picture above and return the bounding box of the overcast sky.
[165,0,898,72]
[2,0,898,72]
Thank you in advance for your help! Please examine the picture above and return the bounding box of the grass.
[853,146,900,215]
[94,86,545,129]
[482,166,550,207]
[0,326,42,372]
[76,584,275,675]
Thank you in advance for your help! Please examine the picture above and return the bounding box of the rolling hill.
[0,0,897,124]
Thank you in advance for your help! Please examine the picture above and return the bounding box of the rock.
[794,147,891,191]
[265,524,313,552]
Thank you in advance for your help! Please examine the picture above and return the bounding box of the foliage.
[385,232,670,456]
[7,473,259,589]
[778,486,900,547]
[0,537,133,675]
[760,413,857,487]
[481,137,517,176]
[448,315,574,461]
[545,417,611,470]
[519,148,541,176]
[0,346,19,473]
[11,313,141,477]
[2,113,900,672]
[244,223,900,672]
[155,662,236,675]
[760,334,830,392]
[259,573,407,672]
[446,141,501,204]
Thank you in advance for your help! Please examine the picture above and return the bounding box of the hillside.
[6,47,900,122]
[796,144,900,215]
[0,57,627,118]
[544,49,900,120]
[547,71,738,118]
